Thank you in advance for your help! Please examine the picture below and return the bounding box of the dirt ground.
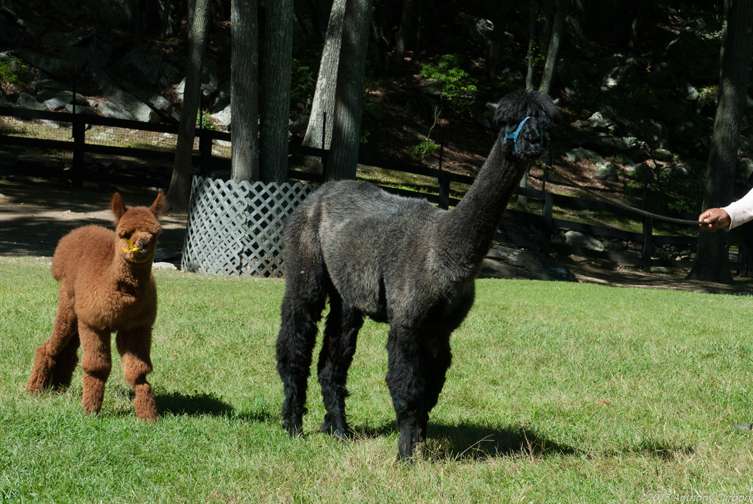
[0,179,187,259]
[3,178,753,296]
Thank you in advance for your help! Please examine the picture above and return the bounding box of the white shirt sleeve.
[722,187,753,230]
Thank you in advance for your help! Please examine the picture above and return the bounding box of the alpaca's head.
[492,91,561,159]
[111,192,165,264]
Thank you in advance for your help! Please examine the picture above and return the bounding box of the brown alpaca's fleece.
[26,192,165,421]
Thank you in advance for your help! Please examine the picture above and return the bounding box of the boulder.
[115,46,163,87]
[594,162,619,182]
[14,49,80,79]
[88,66,159,122]
[564,231,605,252]
[737,158,753,182]
[565,147,606,165]
[479,244,578,282]
[17,92,46,111]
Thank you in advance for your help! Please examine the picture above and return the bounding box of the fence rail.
[1,105,749,274]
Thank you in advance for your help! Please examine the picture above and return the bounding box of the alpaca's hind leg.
[116,328,158,421]
[50,332,81,391]
[27,295,78,393]
[386,325,428,461]
[79,323,112,415]
[317,294,363,438]
[276,291,326,436]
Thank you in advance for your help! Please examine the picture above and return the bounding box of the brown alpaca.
[26,192,165,421]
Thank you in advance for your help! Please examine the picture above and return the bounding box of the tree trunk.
[688,0,753,283]
[524,1,537,93]
[538,0,569,95]
[230,0,260,182]
[519,1,538,210]
[301,0,346,172]
[390,0,416,75]
[325,0,374,181]
[259,0,294,183]
[628,0,651,51]
[486,0,510,81]
[164,0,211,214]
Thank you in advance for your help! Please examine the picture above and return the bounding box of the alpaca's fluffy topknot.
[492,91,561,131]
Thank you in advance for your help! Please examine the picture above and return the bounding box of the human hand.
[698,208,731,232]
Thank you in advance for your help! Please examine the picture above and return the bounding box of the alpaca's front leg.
[386,325,428,461]
[27,294,79,393]
[116,327,158,421]
[79,322,112,415]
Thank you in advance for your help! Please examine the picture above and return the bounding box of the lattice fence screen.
[182,176,316,277]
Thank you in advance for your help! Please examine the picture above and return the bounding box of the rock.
[97,100,132,120]
[564,231,605,252]
[213,104,232,128]
[678,79,700,101]
[565,147,606,165]
[122,83,175,120]
[479,244,578,282]
[39,90,87,106]
[115,46,163,87]
[17,92,46,111]
[662,158,704,179]
[594,162,619,182]
[153,262,178,270]
[64,104,98,116]
[624,161,653,182]
[14,49,79,79]
[88,66,159,122]
[653,149,675,162]
[737,158,753,182]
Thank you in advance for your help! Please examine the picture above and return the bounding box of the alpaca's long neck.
[441,134,531,270]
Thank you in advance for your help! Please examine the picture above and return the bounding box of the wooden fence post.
[71,115,85,187]
[199,128,212,176]
[438,171,450,210]
[642,215,653,272]
[541,191,554,254]
[740,221,753,277]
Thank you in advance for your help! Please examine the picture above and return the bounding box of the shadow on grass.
[155,391,233,416]
[350,420,577,461]
[153,391,279,424]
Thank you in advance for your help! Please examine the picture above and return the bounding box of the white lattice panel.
[182,176,316,277]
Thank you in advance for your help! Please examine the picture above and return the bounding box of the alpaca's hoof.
[734,423,753,431]
[26,382,46,393]
[283,420,304,438]
[395,450,415,464]
[320,421,352,440]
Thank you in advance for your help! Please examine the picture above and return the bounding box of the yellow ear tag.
[121,238,140,253]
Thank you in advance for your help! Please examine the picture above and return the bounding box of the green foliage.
[361,91,389,144]
[666,199,691,213]
[0,57,28,86]
[196,110,216,131]
[410,140,440,160]
[526,42,545,68]
[290,58,316,108]
[420,54,478,115]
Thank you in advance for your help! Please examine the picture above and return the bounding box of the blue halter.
[504,116,532,153]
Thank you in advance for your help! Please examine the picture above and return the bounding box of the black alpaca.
[276,91,560,460]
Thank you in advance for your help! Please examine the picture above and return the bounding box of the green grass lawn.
[2,256,753,502]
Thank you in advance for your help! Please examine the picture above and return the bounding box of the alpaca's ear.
[149,191,165,218]
[111,193,127,224]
